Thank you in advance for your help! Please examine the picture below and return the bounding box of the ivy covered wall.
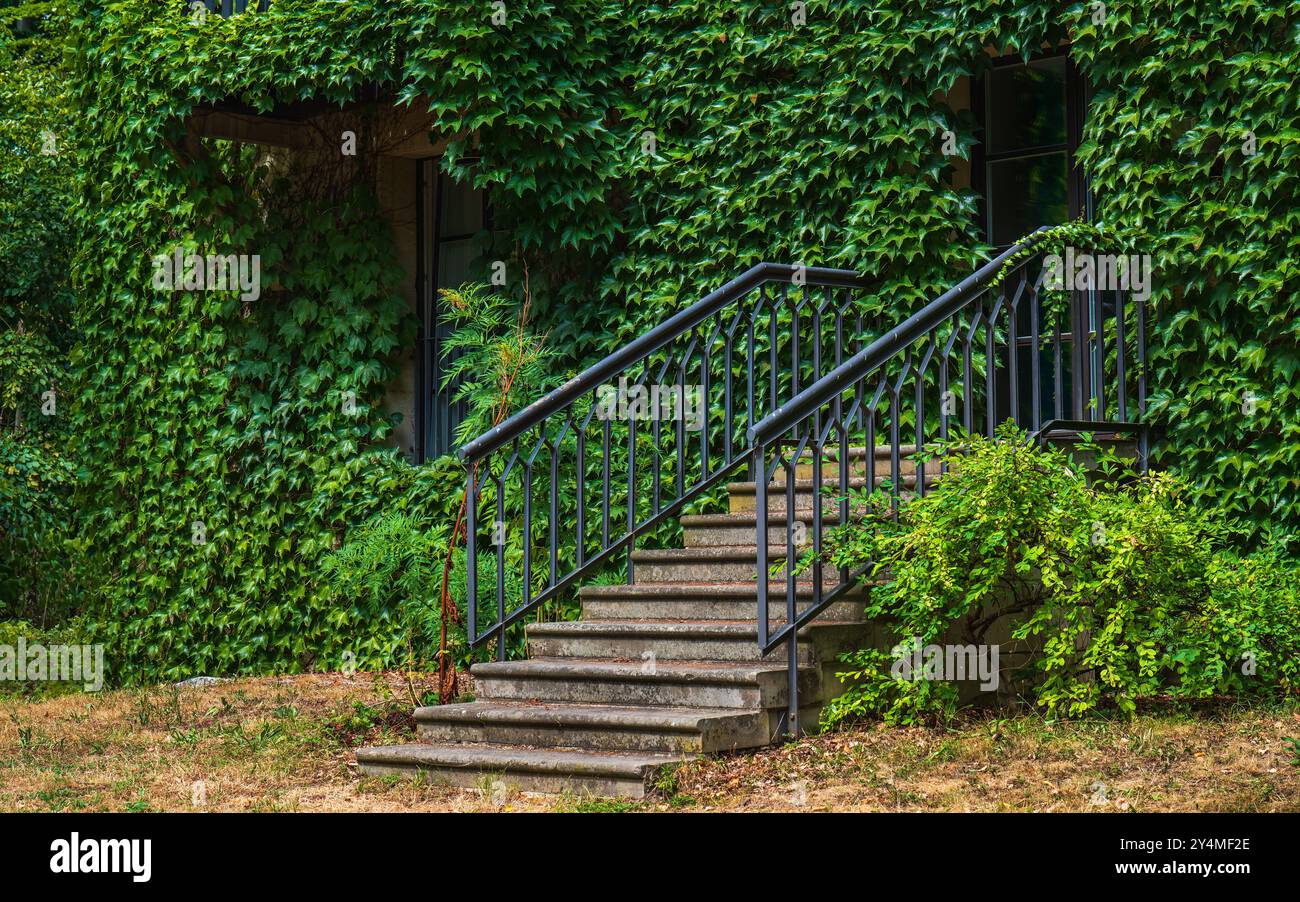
[1070,3,1300,539]
[65,0,1299,681]
[67,1,440,680]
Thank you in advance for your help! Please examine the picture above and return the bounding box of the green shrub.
[316,510,450,674]
[318,509,531,674]
[819,425,1300,728]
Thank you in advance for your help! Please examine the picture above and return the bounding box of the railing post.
[1137,286,1149,473]
[755,441,769,665]
[465,467,478,647]
[785,439,801,740]
[787,628,800,741]
[626,415,636,584]
[1070,288,1087,420]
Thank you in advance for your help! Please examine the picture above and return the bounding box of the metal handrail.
[750,231,1047,447]
[459,264,869,464]
[460,262,875,658]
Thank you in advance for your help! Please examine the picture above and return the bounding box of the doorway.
[974,51,1089,427]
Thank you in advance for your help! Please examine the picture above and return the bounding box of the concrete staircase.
[355,448,931,798]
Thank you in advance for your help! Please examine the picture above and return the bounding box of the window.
[415,159,494,461]
[978,54,1081,247]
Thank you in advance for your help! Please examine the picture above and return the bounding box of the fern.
[439,281,553,447]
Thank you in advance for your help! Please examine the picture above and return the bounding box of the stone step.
[727,476,920,514]
[679,511,844,547]
[470,657,821,709]
[525,618,864,663]
[579,582,867,621]
[414,701,770,754]
[780,446,943,482]
[355,742,680,799]
[630,545,836,582]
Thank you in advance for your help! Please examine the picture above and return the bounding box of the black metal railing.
[749,228,1149,736]
[459,264,874,657]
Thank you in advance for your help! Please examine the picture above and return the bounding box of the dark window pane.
[986,58,1067,154]
[436,237,486,290]
[987,152,1068,245]
[439,174,484,236]
[1017,345,1073,424]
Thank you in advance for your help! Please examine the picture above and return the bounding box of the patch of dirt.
[657,707,1300,812]
[3,675,1297,812]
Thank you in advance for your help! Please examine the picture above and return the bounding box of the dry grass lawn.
[2,672,1297,813]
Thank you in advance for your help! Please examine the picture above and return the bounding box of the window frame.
[972,49,1089,249]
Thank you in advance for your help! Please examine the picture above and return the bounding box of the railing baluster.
[675,360,686,498]
[787,621,800,740]
[889,379,902,513]
[205,0,273,16]
[811,431,824,625]
[723,318,736,465]
[601,415,611,547]
[1070,289,1087,420]
[1007,281,1020,427]
[1115,286,1127,424]
[1053,303,1065,422]
[985,297,997,437]
[746,304,757,471]
[626,405,636,584]
[1137,289,1148,471]
[701,334,713,477]
[837,418,849,585]
[783,444,799,737]
[576,424,586,568]
[755,440,770,671]
[915,337,929,497]
[865,399,877,499]
[1030,270,1042,433]
[495,474,505,649]
[650,371,662,515]
[520,457,533,657]
[789,284,800,399]
[465,467,478,645]
[1092,283,1105,420]
[548,443,559,590]
[768,293,779,417]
